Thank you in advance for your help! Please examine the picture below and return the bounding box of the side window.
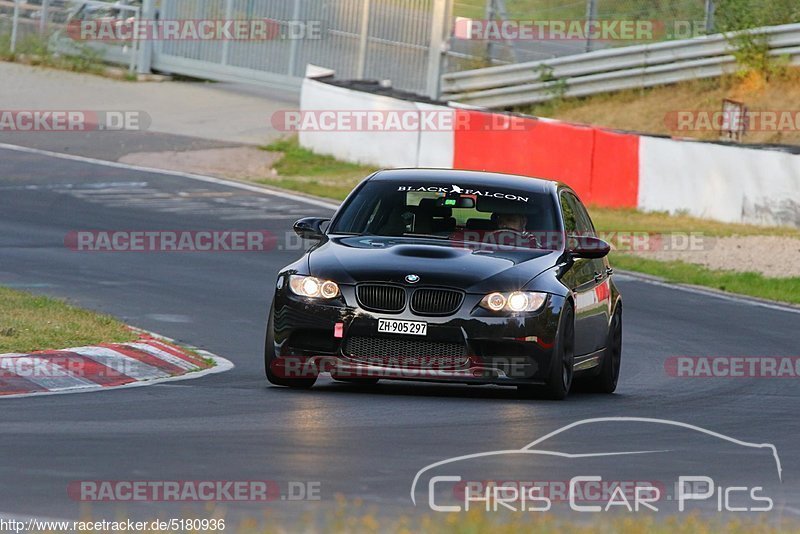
[561,192,595,237]
[571,195,597,237]
[559,193,578,234]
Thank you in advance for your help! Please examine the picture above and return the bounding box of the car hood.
[306,235,561,293]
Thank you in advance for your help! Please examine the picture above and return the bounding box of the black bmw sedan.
[265,169,622,400]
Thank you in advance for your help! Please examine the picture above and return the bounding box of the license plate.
[377,318,427,336]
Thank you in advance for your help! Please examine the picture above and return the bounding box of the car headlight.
[289,275,340,299]
[480,291,547,313]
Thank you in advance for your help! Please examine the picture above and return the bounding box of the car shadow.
[264,377,626,402]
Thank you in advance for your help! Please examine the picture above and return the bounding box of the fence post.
[585,0,597,52]
[10,0,20,53]
[485,0,495,65]
[704,0,715,34]
[39,0,49,34]
[137,0,156,74]
[221,0,233,65]
[356,0,371,79]
[287,0,303,76]
[426,0,450,99]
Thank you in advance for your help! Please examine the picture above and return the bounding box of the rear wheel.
[587,307,622,394]
[519,301,575,400]
[264,303,317,389]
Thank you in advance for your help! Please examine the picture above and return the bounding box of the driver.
[495,213,527,232]
[490,213,541,249]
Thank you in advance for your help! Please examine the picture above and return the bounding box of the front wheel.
[587,307,622,394]
[265,303,317,389]
[519,300,575,400]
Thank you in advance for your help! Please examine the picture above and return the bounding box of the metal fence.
[2,0,449,97]
[46,1,143,71]
[147,0,449,95]
[0,0,70,52]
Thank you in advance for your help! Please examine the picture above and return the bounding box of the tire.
[587,307,622,394]
[518,300,575,400]
[264,303,317,389]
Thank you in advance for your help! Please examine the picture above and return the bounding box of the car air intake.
[356,284,406,313]
[343,337,467,368]
[410,288,464,316]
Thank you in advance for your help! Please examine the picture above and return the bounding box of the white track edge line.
[616,271,800,314]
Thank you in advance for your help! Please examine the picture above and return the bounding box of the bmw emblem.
[405,274,420,284]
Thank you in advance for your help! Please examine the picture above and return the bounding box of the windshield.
[330,181,561,250]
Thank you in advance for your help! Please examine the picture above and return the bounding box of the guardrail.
[441,23,800,108]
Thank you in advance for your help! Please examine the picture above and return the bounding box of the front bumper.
[270,284,565,386]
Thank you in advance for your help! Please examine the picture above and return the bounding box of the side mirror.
[568,235,611,259]
[293,217,330,240]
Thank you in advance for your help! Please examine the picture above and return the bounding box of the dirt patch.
[119,142,370,200]
[629,235,800,278]
[526,68,800,147]
[119,147,281,181]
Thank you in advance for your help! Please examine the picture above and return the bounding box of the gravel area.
[630,235,800,278]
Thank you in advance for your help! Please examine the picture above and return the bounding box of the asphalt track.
[1,143,799,525]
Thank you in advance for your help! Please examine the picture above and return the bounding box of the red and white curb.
[0,333,232,399]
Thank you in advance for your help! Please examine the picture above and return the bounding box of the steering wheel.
[489,228,541,248]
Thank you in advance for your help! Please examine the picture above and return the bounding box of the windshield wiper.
[402,233,450,240]
[331,231,382,237]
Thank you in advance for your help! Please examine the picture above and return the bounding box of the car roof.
[368,168,556,194]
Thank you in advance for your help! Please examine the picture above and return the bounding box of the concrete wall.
[299,75,800,228]
[299,78,454,168]
[639,137,800,227]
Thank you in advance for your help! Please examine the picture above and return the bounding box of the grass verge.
[0,286,137,353]
[611,254,800,305]
[0,31,111,76]
[259,137,377,200]
[328,511,797,534]
[129,503,800,533]
[591,207,800,238]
